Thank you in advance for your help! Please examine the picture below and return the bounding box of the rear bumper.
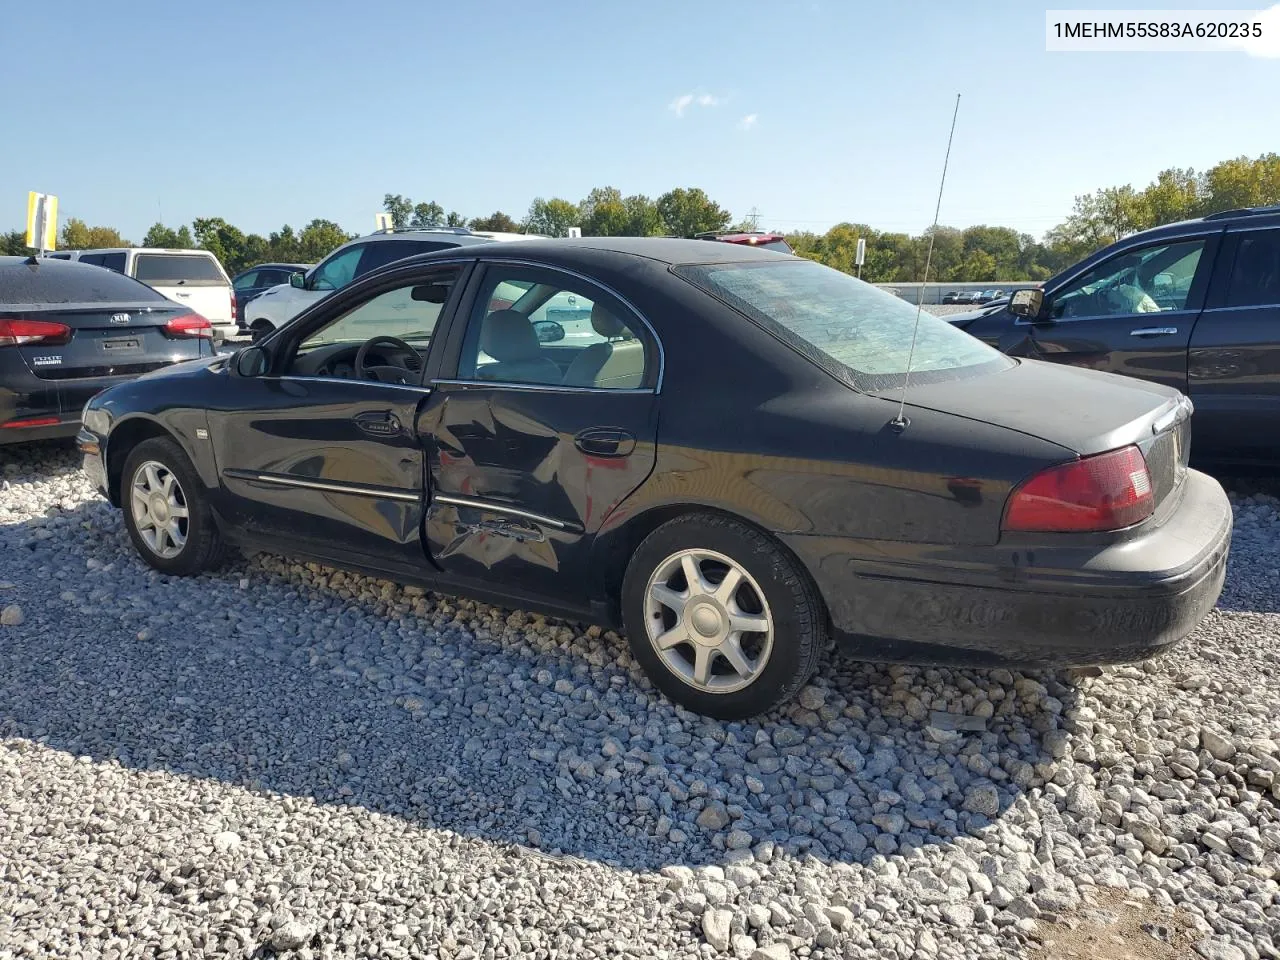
[782,468,1232,667]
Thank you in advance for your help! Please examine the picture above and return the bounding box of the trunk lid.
[14,302,204,381]
[896,357,1192,507]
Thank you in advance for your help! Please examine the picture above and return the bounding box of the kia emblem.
[110,312,131,325]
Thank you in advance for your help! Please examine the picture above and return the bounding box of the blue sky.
[3,0,1276,243]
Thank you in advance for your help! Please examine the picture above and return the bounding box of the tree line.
[4,153,1276,282]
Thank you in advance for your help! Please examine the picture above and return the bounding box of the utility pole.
[747,206,761,231]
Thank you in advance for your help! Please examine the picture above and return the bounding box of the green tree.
[411,201,445,229]
[193,217,249,273]
[523,197,579,237]
[141,222,194,248]
[578,186,628,236]
[470,212,515,232]
[267,226,301,263]
[445,211,467,228]
[656,187,731,237]
[383,194,413,229]
[61,218,130,249]
[297,219,353,261]
[469,211,519,233]
[1199,153,1280,213]
[1133,167,1200,230]
[622,194,663,236]
[2,230,32,255]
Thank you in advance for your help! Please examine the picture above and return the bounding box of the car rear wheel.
[621,513,827,719]
[250,319,274,342]
[122,437,224,576]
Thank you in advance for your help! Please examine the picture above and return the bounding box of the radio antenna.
[889,93,962,433]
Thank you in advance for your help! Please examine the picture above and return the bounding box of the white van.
[49,248,237,342]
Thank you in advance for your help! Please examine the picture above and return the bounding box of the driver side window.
[310,246,364,292]
[1049,239,1206,320]
[290,268,462,378]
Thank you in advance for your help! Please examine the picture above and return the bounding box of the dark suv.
[954,204,1280,466]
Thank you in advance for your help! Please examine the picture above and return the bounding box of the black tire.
[621,512,827,720]
[121,436,224,576]
[250,319,274,342]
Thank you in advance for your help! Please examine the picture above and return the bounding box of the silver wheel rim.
[130,460,189,559]
[643,548,774,694]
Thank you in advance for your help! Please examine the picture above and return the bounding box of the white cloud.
[1235,3,1280,57]
[668,94,695,117]
[738,113,758,131]
[668,92,722,117]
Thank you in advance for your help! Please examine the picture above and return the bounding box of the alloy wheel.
[130,460,189,559]
[643,548,774,694]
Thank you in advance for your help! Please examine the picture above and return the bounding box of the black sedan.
[2,257,217,445]
[78,239,1231,719]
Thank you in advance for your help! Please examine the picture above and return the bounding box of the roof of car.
[72,247,218,255]
[416,236,796,267]
[239,262,310,272]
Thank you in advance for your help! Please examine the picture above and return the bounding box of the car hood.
[134,353,228,381]
[895,358,1184,457]
[946,302,1006,326]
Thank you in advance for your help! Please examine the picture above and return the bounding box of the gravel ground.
[1,440,1277,960]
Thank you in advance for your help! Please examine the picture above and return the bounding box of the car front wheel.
[622,513,827,719]
[122,436,224,576]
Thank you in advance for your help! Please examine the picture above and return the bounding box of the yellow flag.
[23,192,58,251]
[24,192,39,248]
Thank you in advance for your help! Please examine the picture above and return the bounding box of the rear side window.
[355,239,453,277]
[133,253,226,286]
[675,258,1010,392]
[1226,231,1280,308]
[0,262,168,304]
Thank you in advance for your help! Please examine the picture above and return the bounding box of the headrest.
[480,310,541,362]
[591,301,628,339]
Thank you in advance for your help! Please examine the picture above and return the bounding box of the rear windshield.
[0,260,168,305]
[133,253,226,286]
[761,240,792,253]
[674,258,1012,392]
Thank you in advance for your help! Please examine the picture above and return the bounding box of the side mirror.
[532,319,565,343]
[1009,288,1045,319]
[289,272,305,289]
[233,345,269,378]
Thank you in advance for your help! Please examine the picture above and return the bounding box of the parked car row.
[943,288,1005,304]
[1,257,217,444]
[42,247,237,342]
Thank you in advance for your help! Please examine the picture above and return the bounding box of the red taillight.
[230,291,237,317]
[1,416,61,429]
[163,313,213,338]
[1003,445,1154,533]
[0,317,72,347]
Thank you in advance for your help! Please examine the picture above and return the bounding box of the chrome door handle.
[1130,326,1178,337]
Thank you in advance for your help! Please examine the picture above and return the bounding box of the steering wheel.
[354,336,418,385]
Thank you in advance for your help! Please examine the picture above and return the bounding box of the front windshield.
[674,258,1012,391]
